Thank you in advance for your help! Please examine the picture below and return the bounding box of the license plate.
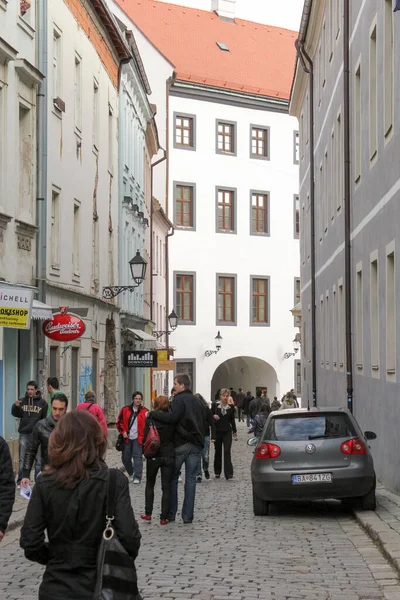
[292,473,333,484]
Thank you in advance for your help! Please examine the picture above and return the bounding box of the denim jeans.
[122,438,143,479]
[169,443,201,523]
[197,436,210,477]
[246,413,251,427]
[17,433,41,484]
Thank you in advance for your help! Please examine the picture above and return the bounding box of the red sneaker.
[160,519,169,525]
[140,514,151,521]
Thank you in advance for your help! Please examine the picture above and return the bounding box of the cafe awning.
[124,328,156,343]
[31,300,53,320]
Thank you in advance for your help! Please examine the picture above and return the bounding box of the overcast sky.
[156,0,304,31]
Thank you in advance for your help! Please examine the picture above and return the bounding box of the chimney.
[211,0,236,21]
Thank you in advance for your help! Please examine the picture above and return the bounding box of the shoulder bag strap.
[106,468,118,520]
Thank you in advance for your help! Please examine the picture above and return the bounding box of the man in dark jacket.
[11,380,48,485]
[20,394,68,489]
[0,436,15,541]
[149,374,206,524]
[243,391,253,427]
[235,388,246,422]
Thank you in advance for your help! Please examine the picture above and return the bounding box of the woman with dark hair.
[195,393,216,482]
[20,411,142,600]
[141,395,174,525]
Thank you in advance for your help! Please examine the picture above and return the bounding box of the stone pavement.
[1,422,400,600]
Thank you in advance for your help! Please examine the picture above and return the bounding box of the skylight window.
[216,42,229,52]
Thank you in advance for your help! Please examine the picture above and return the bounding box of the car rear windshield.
[264,413,357,442]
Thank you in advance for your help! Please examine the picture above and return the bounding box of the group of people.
[114,377,239,526]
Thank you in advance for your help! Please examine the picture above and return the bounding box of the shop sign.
[123,350,158,368]
[42,312,86,341]
[0,286,33,329]
[153,359,176,372]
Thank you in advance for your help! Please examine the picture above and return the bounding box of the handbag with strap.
[142,419,160,458]
[115,409,137,452]
[93,469,142,600]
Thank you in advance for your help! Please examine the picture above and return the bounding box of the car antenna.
[307,392,310,411]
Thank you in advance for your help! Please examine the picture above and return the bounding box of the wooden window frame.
[250,276,270,327]
[216,120,236,155]
[216,187,236,233]
[174,182,195,229]
[250,125,270,160]
[216,274,237,325]
[174,272,196,325]
[250,190,269,236]
[174,112,196,150]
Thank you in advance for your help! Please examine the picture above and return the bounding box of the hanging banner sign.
[42,311,86,342]
[123,350,158,368]
[0,286,33,329]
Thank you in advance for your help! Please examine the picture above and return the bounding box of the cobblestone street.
[1,423,400,600]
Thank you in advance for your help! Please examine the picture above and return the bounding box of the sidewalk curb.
[354,509,400,576]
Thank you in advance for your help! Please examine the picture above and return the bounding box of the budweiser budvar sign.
[42,312,85,342]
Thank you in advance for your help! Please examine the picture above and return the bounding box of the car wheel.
[252,488,269,516]
[360,487,376,511]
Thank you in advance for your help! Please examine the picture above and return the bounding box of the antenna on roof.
[307,390,310,411]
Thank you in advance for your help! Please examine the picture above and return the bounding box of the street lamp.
[103,251,147,299]
[153,309,179,339]
[283,333,301,360]
[205,331,223,357]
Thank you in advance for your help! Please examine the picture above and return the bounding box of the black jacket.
[150,389,206,449]
[235,392,246,408]
[20,465,141,600]
[0,436,15,534]
[249,396,264,418]
[202,406,216,440]
[143,416,175,459]
[243,394,253,414]
[11,392,48,435]
[212,403,237,434]
[22,416,56,478]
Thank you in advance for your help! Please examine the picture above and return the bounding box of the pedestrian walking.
[248,391,263,424]
[212,389,237,480]
[270,396,281,411]
[290,389,299,407]
[46,377,60,417]
[76,390,108,436]
[116,391,148,484]
[20,411,142,600]
[280,392,297,410]
[261,388,270,409]
[235,387,246,422]
[141,395,174,525]
[11,380,48,486]
[243,391,254,427]
[149,374,205,524]
[20,394,68,489]
[195,393,216,483]
[0,436,15,542]
[248,403,270,438]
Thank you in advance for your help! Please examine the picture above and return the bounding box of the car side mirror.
[364,431,377,440]
[247,437,259,447]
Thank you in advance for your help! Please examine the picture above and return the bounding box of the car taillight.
[340,437,367,455]
[255,442,281,460]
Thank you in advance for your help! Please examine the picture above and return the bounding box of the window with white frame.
[74,53,82,131]
[386,247,396,377]
[354,61,361,182]
[356,265,363,369]
[92,79,99,150]
[370,257,379,375]
[51,189,60,269]
[384,0,394,137]
[53,27,62,102]
[338,280,344,369]
[369,23,377,161]
[73,201,80,277]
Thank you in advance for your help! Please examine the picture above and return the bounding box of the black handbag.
[115,411,137,452]
[93,469,142,600]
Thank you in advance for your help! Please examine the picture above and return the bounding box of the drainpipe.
[36,0,48,385]
[343,0,353,412]
[295,38,317,408]
[165,227,174,368]
[150,149,167,324]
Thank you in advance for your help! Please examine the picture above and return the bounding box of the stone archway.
[210,356,279,401]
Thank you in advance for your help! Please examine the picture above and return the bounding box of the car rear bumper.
[252,474,375,502]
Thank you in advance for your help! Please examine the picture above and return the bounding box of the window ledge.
[17,15,35,39]
[356,364,363,370]
[387,368,396,375]
[371,365,379,371]
[0,0,8,12]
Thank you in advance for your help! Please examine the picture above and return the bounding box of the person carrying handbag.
[20,411,142,600]
[141,395,175,525]
[116,391,148,484]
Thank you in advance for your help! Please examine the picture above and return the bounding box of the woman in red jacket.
[76,391,108,436]
[116,392,148,484]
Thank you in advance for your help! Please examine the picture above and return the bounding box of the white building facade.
[42,0,129,420]
[168,89,301,400]
[0,0,43,452]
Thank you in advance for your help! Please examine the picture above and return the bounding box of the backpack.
[143,419,161,458]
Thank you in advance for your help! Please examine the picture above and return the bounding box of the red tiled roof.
[116,0,297,100]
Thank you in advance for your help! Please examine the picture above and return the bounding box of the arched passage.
[211,356,279,401]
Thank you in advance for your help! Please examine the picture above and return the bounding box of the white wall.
[168,95,300,400]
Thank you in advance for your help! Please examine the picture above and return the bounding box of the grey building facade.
[291,0,400,492]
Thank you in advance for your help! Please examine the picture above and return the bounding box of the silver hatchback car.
[248,407,377,516]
